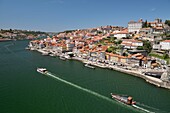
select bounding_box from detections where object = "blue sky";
[0,0,170,32]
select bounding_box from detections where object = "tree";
[106,48,112,53]
[110,37,116,42]
[106,46,117,53]
[113,40,122,45]
[163,54,169,59]
[142,40,152,53]
[148,23,151,27]
[137,46,144,50]
[142,20,148,28]
[165,20,170,26]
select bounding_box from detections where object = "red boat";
[111,93,136,105]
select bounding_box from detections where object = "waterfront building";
[66,42,75,51]
[89,51,98,58]
[109,53,119,62]
[106,53,128,64]
[127,53,146,67]
[99,52,106,60]
[128,19,143,33]
[29,40,40,49]
[118,55,128,64]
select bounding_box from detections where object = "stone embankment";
[31,48,170,90]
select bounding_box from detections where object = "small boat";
[49,53,55,57]
[42,52,49,56]
[37,68,48,74]
[60,56,66,60]
[30,47,36,50]
[85,63,95,69]
[111,93,136,105]
[144,72,162,79]
[65,55,71,59]
[25,47,30,50]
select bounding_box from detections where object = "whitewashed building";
[121,39,143,49]
[128,19,143,33]
[160,40,170,50]
[113,30,129,39]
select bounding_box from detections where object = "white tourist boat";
[37,68,48,74]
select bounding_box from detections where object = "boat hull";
[111,93,136,105]
[37,68,48,74]
[85,64,95,69]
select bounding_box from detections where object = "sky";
[0,0,170,32]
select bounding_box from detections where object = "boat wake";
[132,105,154,113]
[133,102,168,113]
[40,71,167,113]
[45,72,113,103]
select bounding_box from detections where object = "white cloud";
[151,8,156,12]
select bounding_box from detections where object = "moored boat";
[85,63,95,69]
[42,52,49,56]
[25,47,30,50]
[60,56,66,60]
[65,55,71,59]
[111,93,136,105]
[37,68,48,74]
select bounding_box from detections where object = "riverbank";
[0,38,12,42]
[30,48,170,89]
[72,56,170,89]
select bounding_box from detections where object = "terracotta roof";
[118,56,127,59]
[131,53,142,57]
[147,22,156,24]
[136,56,144,60]
[162,40,170,42]
[142,57,147,61]
[122,39,142,43]
[151,63,159,66]
[121,43,132,46]
[101,46,108,51]
[127,54,132,58]
[155,27,163,30]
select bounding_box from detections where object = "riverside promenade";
[31,48,170,90]
[72,56,170,89]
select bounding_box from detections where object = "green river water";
[0,40,170,113]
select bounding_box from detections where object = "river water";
[0,40,170,113]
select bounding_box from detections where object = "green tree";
[142,20,148,28]
[115,40,122,45]
[110,37,116,42]
[148,23,151,27]
[163,54,169,59]
[165,20,170,26]
[106,46,117,53]
[137,46,144,50]
[142,40,152,53]
[106,48,112,53]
